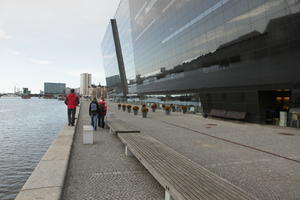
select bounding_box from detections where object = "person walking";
[98,97,107,128]
[89,97,99,130]
[65,89,79,126]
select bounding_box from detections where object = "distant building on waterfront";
[88,85,108,99]
[80,73,92,96]
[101,0,300,124]
[65,87,71,94]
[44,82,66,95]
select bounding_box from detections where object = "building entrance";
[259,90,291,124]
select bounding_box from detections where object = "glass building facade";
[101,0,300,123]
[101,0,136,95]
[101,24,120,88]
[129,0,299,77]
[115,0,136,83]
[44,83,66,94]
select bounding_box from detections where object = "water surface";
[0,97,67,200]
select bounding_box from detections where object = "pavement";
[62,101,300,200]
[107,102,300,200]
[61,102,164,200]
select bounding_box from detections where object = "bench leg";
[109,128,112,134]
[125,146,133,157]
[165,190,173,200]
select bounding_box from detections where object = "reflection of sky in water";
[0,97,67,200]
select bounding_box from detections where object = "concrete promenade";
[15,107,80,200]
[62,102,164,200]
[62,101,300,200]
[107,102,300,200]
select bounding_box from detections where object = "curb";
[15,106,81,200]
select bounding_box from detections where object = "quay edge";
[14,106,80,200]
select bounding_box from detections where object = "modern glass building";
[101,0,300,123]
[44,83,66,95]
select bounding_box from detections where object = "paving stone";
[62,102,164,200]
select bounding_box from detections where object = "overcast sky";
[0,0,120,93]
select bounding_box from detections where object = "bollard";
[83,125,93,144]
[279,111,287,127]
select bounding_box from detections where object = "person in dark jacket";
[65,89,79,126]
[98,97,107,128]
[89,97,99,130]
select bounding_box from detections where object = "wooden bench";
[106,119,140,134]
[119,133,257,200]
[209,109,247,120]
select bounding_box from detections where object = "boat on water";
[21,88,31,99]
[43,94,56,99]
[21,95,31,99]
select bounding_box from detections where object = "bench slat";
[119,133,257,200]
[128,137,215,199]
[125,135,254,199]
[106,119,140,133]
[132,140,239,200]
[127,137,247,200]
[122,136,223,200]
[136,145,219,200]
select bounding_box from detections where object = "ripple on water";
[0,97,67,200]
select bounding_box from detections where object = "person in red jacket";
[65,89,79,126]
[98,97,107,128]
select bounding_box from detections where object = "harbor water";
[0,97,67,200]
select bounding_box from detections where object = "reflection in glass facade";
[101,0,136,95]
[130,0,300,77]
[115,0,136,83]
[101,0,300,124]
[101,24,120,88]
